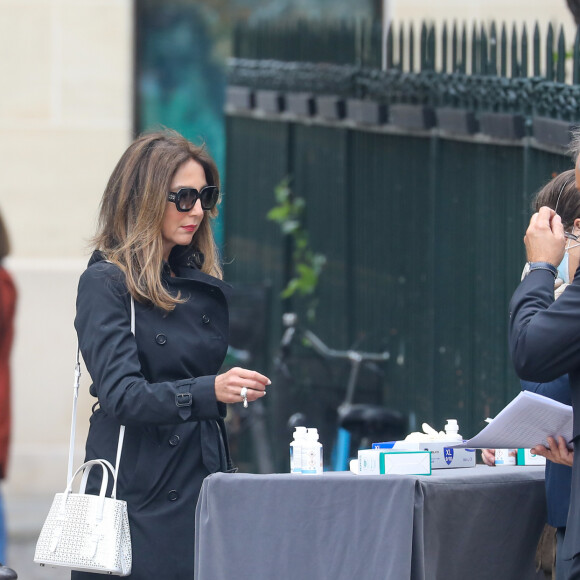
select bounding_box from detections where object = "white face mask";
[557,225,580,284]
[557,252,570,284]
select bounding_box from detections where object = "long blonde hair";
[93,129,222,311]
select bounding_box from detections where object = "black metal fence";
[223,19,580,447]
[234,19,579,82]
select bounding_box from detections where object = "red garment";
[0,267,16,480]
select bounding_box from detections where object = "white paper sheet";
[452,390,573,449]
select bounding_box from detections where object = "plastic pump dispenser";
[443,419,463,442]
[290,426,307,474]
[302,428,323,475]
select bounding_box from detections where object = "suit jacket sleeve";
[74,263,225,426]
[509,268,580,383]
[520,376,572,405]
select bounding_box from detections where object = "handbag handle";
[61,459,117,523]
[67,296,135,490]
[66,459,110,496]
[77,458,117,496]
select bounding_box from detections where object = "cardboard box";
[372,440,476,469]
[357,449,431,475]
[494,448,517,465]
[517,448,546,466]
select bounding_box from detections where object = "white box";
[357,449,431,475]
[517,448,546,466]
[372,440,476,469]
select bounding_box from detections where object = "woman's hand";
[215,367,270,405]
[531,436,574,467]
[481,448,495,466]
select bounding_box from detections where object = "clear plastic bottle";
[290,426,307,474]
[302,428,323,475]
[443,419,463,442]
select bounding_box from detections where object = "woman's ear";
[574,218,580,231]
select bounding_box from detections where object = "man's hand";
[524,206,566,266]
[531,436,574,467]
[481,448,495,466]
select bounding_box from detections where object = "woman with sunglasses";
[72,130,270,580]
[486,169,578,580]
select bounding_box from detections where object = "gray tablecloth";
[194,465,546,580]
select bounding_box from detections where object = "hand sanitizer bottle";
[443,419,463,442]
[302,428,323,474]
[290,426,307,474]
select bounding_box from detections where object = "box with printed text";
[357,449,431,475]
[372,440,476,469]
[517,448,546,466]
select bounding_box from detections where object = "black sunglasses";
[167,186,219,212]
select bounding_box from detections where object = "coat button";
[201,314,210,324]
[169,435,180,447]
[155,333,167,345]
[168,490,179,501]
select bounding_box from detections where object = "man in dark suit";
[487,170,578,579]
[509,153,580,578]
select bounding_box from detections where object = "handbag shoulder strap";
[67,352,82,485]
[67,296,135,492]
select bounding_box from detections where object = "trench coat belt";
[200,420,223,473]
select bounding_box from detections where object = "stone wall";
[0,0,133,540]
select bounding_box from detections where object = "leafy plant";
[267,178,326,321]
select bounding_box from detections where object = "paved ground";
[4,495,69,579]
[8,538,69,580]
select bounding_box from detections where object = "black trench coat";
[71,251,232,580]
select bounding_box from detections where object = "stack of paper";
[453,391,572,449]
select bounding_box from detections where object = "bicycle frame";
[279,313,390,471]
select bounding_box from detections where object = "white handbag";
[34,298,135,575]
[34,459,132,575]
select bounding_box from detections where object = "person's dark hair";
[534,169,580,231]
[93,129,222,311]
[569,127,580,162]
[0,209,11,260]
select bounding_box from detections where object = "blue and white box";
[372,440,476,469]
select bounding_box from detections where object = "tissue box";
[357,449,431,475]
[517,448,546,466]
[373,441,476,469]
